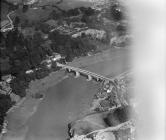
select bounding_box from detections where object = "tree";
[35,68,50,79]
[81,14,89,23]
[67,8,80,16]
[13,16,20,27]
[10,78,27,97]
[110,4,124,21]
[84,7,95,16]
[0,94,13,133]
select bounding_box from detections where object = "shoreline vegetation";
[0,0,132,139]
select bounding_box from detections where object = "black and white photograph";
[0,0,165,140]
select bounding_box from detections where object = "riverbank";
[2,70,68,140]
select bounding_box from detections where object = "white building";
[40,53,63,68]
[26,69,34,74]
[72,29,106,40]
[51,53,62,61]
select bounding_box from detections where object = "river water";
[24,77,99,140]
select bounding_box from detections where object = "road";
[1,11,14,32]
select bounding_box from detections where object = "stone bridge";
[56,62,115,85]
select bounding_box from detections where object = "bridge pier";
[67,68,71,72]
[74,71,80,78]
[86,75,92,81]
[96,77,101,82]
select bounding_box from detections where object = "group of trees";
[10,66,51,97]
[110,3,125,21]
[49,6,96,26]
[0,94,14,133]
[0,28,51,100]
[102,2,125,21]
[49,31,96,62]
[66,7,95,17]
[2,29,49,76]
[50,6,95,19]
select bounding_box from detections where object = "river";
[24,48,130,140]
[3,47,130,140]
[24,76,99,140]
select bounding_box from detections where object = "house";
[40,53,63,68]
[51,53,62,62]
[25,69,34,74]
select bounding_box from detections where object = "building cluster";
[47,19,88,36]
[25,53,64,74]
[91,80,121,112]
[40,52,64,68]
[97,81,118,101]
[72,29,106,41]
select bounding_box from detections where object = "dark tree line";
[0,94,14,133]
[2,29,48,76]
[65,7,95,17]
[49,6,95,22]
[49,30,96,62]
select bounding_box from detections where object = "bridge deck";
[57,63,115,83]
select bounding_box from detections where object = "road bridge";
[56,62,115,85]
